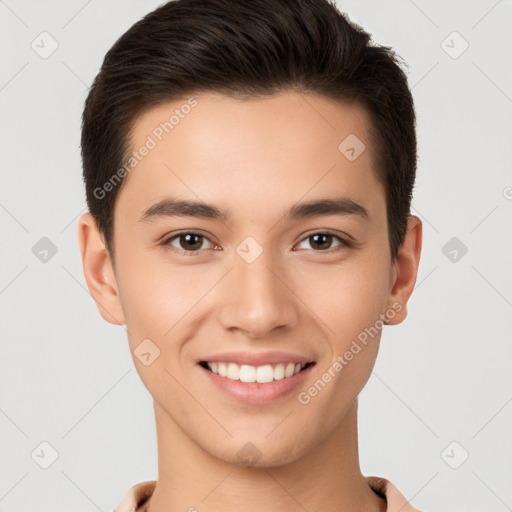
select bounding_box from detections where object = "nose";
[217,247,300,338]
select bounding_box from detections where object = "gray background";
[1,1,511,511]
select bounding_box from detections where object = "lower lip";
[198,363,315,405]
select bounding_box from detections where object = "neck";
[145,398,386,512]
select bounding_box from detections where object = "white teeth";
[284,362,295,377]
[239,364,256,382]
[256,364,274,383]
[227,362,239,380]
[273,363,285,380]
[218,362,227,377]
[206,361,309,383]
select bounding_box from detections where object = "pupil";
[182,234,202,250]
[311,234,331,250]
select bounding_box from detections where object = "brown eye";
[296,232,347,252]
[164,232,215,254]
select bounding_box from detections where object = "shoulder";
[365,475,423,512]
[112,480,157,512]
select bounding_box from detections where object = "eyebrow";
[139,196,369,223]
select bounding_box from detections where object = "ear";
[384,215,422,325]
[77,212,126,325]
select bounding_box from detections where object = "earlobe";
[385,215,423,325]
[77,212,126,326]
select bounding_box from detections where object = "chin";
[206,436,307,469]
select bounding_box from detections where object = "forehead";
[129,90,374,161]
[116,91,383,223]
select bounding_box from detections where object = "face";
[79,91,421,467]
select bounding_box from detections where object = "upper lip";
[199,351,315,366]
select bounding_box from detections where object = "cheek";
[115,250,218,354]
[114,256,202,399]
[293,254,391,344]
[293,262,389,423]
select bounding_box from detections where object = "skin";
[78,91,422,512]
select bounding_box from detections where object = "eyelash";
[161,230,351,257]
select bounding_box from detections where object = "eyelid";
[299,228,351,242]
[294,229,352,251]
[162,230,218,256]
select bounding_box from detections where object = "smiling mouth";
[199,360,316,383]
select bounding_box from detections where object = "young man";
[77,0,423,510]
